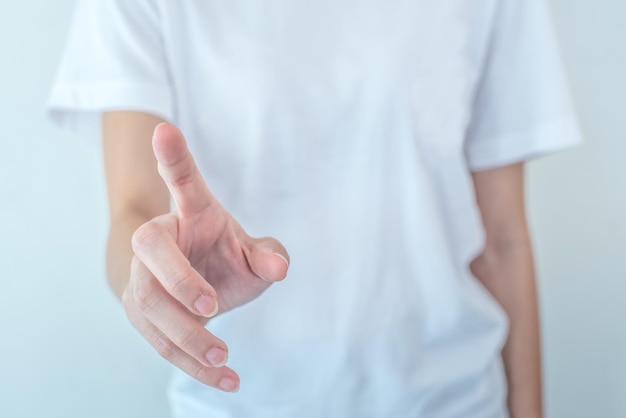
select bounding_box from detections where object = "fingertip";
[250,250,289,282]
[272,252,290,269]
[152,123,187,163]
[154,121,171,132]
[270,252,290,280]
[194,293,219,318]
[152,122,174,144]
[243,237,290,282]
[197,366,240,392]
[218,374,240,393]
[205,346,229,368]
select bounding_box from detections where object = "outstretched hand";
[122,123,289,392]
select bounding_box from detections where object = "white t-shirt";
[49,0,582,417]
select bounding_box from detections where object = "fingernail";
[218,377,239,392]
[194,294,218,317]
[205,347,228,368]
[272,253,289,268]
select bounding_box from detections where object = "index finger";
[152,123,216,216]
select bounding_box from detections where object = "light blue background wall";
[0,1,624,417]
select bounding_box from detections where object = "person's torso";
[160,1,509,416]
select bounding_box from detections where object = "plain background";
[0,1,624,417]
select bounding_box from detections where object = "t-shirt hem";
[465,115,583,171]
[47,81,174,142]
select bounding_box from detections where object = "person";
[48,0,582,417]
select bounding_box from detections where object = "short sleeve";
[47,0,173,142]
[464,0,583,171]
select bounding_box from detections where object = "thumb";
[244,237,290,283]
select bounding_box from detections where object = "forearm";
[102,111,169,300]
[106,211,154,300]
[471,238,543,418]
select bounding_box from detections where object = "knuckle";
[134,279,162,314]
[174,325,203,348]
[153,335,176,360]
[122,281,141,318]
[166,266,194,294]
[131,222,162,253]
[129,255,141,272]
[121,287,133,310]
[189,363,215,385]
[165,155,196,188]
[190,365,204,380]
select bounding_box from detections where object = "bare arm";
[470,163,542,418]
[103,111,169,298]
